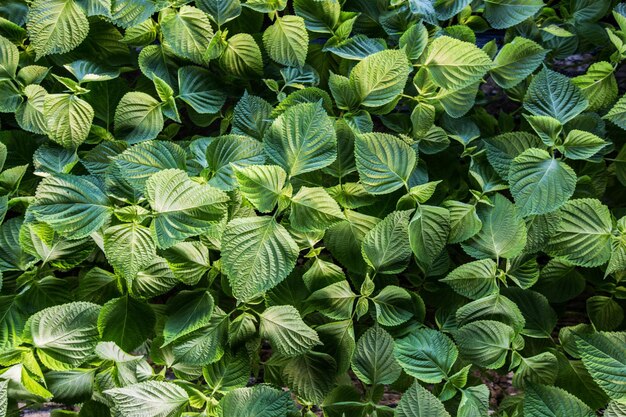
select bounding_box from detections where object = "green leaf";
[395,382,451,417]
[484,0,544,29]
[260,305,320,357]
[27,0,89,59]
[372,285,414,326]
[222,216,299,302]
[512,352,558,388]
[234,165,287,213]
[220,33,263,77]
[523,383,594,417]
[16,84,48,134]
[394,327,458,383]
[43,94,94,149]
[576,332,626,400]
[264,101,337,177]
[0,296,27,350]
[263,15,308,67]
[197,0,241,26]
[572,61,618,112]
[306,280,356,320]
[0,80,23,113]
[30,302,100,370]
[547,199,613,267]
[561,130,606,160]
[456,293,526,332]
[219,385,294,417]
[20,221,93,270]
[164,290,215,346]
[30,174,112,239]
[508,148,577,217]
[524,68,589,124]
[409,205,451,272]
[98,295,155,352]
[114,92,164,144]
[111,0,157,28]
[484,132,545,180]
[441,259,499,300]
[205,134,265,190]
[104,223,156,281]
[170,307,228,366]
[352,326,401,386]
[203,350,249,393]
[105,381,189,417]
[462,194,527,260]
[586,296,624,331]
[355,132,416,195]
[283,351,336,403]
[294,0,340,34]
[177,66,226,114]
[361,210,412,274]
[604,93,626,130]
[146,169,229,249]
[349,49,410,107]
[444,200,482,244]
[161,6,214,65]
[424,36,492,89]
[454,320,514,369]
[0,35,18,80]
[491,37,547,88]
[289,186,345,232]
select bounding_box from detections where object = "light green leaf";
[456,293,526,332]
[27,0,89,59]
[30,302,100,370]
[355,132,416,195]
[30,174,112,239]
[361,210,411,274]
[197,0,241,26]
[290,186,345,232]
[394,327,458,383]
[441,259,499,300]
[260,305,320,357]
[547,199,613,267]
[561,130,606,160]
[524,68,589,123]
[219,385,293,417]
[222,216,299,302]
[205,134,265,190]
[43,94,94,149]
[349,49,410,107]
[234,165,287,213]
[352,326,401,386]
[484,0,544,29]
[604,93,626,130]
[396,382,451,417]
[454,320,514,369]
[409,205,450,272]
[424,36,492,89]
[572,61,618,112]
[508,148,577,217]
[220,33,263,77]
[444,200,482,243]
[104,223,156,281]
[98,295,155,352]
[491,37,547,88]
[263,15,308,67]
[105,381,189,417]
[523,383,594,417]
[16,84,48,134]
[203,350,249,394]
[161,6,213,65]
[512,352,558,388]
[293,0,340,34]
[264,101,337,177]
[462,194,527,260]
[177,66,226,114]
[114,92,164,144]
[0,35,18,80]
[146,169,229,249]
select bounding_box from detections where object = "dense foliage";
[1,0,626,416]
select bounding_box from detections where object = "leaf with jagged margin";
[409,205,450,272]
[197,0,241,26]
[396,381,451,417]
[219,33,263,78]
[163,290,214,346]
[283,351,337,404]
[361,210,411,274]
[177,66,227,114]
[509,148,576,217]
[16,84,47,135]
[547,199,613,267]
[454,320,514,369]
[30,174,112,239]
[0,35,18,80]
[264,101,337,177]
[222,216,299,302]
[146,169,229,249]
[349,49,410,107]
[218,385,294,417]
[456,293,526,332]
[524,67,589,124]
[260,305,320,357]
[394,327,458,383]
[442,259,499,300]
[572,61,618,112]
[206,134,265,191]
[561,130,607,160]
[484,0,544,29]
[576,332,626,401]
[484,132,545,180]
[161,6,213,65]
[203,350,249,394]
[523,383,595,417]
[98,295,155,352]
[290,186,345,232]
[43,94,94,149]
[232,91,273,140]
[355,132,416,195]
[293,0,340,34]
[372,285,414,326]
[444,200,482,244]
[352,325,401,386]
[234,165,287,213]
[263,15,308,67]
[104,223,155,281]
[29,302,100,371]
[604,93,626,130]
[105,381,189,417]
[491,36,547,88]
[114,92,164,144]
[27,0,89,59]
[424,36,492,89]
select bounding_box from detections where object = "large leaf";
[177,66,226,114]
[161,6,213,65]
[524,68,589,123]
[105,381,189,417]
[454,320,514,369]
[260,305,320,357]
[30,175,112,239]
[576,332,626,400]
[163,290,214,346]
[219,385,294,417]
[424,36,492,89]
[289,186,345,232]
[205,134,265,190]
[409,205,450,272]
[264,101,337,177]
[395,382,451,417]
[523,383,595,417]
[508,148,577,217]
[114,92,164,144]
[27,0,89,58]
[29,302,100,370]
[197,0,241,26]
[484,0,544,29]
[98,295,155,352]
[222,216,299,302]
[394,328,458,383]
[491,37,547,88]
[234,165,287,213]
[146,169,229,248]
[352,326,401,386]
[44,94,94,149]
[441,259,499,300]
[349,49,410,107]
[104,223,156,281]
[354,132,416,195]
[0,35,18,80]
[263,15,308,67]
[361,210,412,274]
